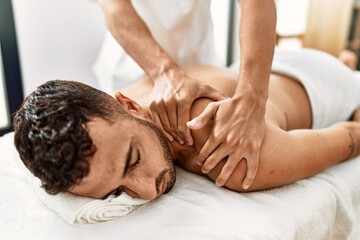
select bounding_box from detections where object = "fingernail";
[179,140,184,145]
[187,141,193,146]
[215,182,223,187]
[187,119,197,127]
[196,161,202,165]
[242,183,250,190]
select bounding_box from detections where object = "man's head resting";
[14,80,176,200]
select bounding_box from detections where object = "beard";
[135,118,176,194]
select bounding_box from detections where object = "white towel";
[13,149,148,225]
[2,132,360,239]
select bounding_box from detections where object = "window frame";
[0,0,24,136]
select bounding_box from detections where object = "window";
[0,0,24,136]
[0,43,10,129]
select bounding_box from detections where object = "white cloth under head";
[13,150,148,225]
[93,0,221,93]
[271,48,360,129]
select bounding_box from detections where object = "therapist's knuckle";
[149,101,158,111]
[206,157,217,166]
[225,134,235,143]
[249,163,259,174]
[203,159,216,171]
[239,137,248,146]
[178,125,186,133]
[212,131,223,140]
[223,164,235,174]
[198,153,208,163]
[176,92,186,101]
[249,140,260,149]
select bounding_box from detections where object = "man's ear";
[115,92,142,113]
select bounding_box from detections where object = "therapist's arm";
[188,0,276,189]
[98,0,175,81]
[98,0,225,144]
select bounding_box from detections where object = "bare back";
[121,65,312,131]
[120,64,359,193]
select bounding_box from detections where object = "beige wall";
[304,0,353,56]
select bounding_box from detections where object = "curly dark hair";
[13,80,128,194]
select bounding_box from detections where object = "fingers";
[201,143,246,187]
[215,154,243,187]
[165,99,186,145]
[148,75,223,145]
[177,104,193,146]
[200,144,228,174]
[187,103,218,130]
[206,152,259,189]
[196,133,220,166]
[199,138,260,189]
[242,154,260,190]
[150,109,174,142]
[150,99,185,144]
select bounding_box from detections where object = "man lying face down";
[14,80,176,200]
[14,49,360,200]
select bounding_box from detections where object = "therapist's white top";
[93,0,221,93]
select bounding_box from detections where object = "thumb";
[203,86,227,101]
[187,103,218,130]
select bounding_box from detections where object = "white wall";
[12,0,106,96]
[211,1,231,66]
[12,0,235,95]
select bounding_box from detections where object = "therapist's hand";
[187,94,266,189]
[149,69,226,145]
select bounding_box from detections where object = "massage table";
[0,131,359,240]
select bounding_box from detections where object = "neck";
[141,107,186,163]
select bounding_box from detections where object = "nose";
[123,177,158,200]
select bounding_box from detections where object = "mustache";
[155,169,168,194]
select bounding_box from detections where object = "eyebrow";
[122,139,133,178]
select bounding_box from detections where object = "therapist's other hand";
[187,95,266,189]
[149,69,226,145]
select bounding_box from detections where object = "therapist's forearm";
[98,0,179,82]
[236,0,276,102]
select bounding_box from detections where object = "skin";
[338,49,358,70]
[97,0,277,189]
[69,116,176,200]
[69,65,360,200]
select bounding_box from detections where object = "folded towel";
[13,150,148,225]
